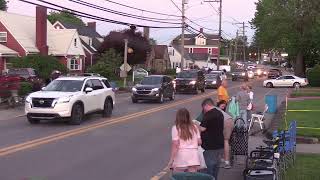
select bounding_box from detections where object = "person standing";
[236,85,250,127]
[247,85,254,121]
[217,80,229,103]
[199,98,224,179]
[168,108,202,172]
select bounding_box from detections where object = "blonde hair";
[175,108,198,141]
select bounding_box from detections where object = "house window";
[195,36,206,46]
[208,48,212,54]
[189,48,193,54]
[0,32,7,43]
[74,39,77,47]
[69,57,81,70]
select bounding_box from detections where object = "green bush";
[307,65,320,87]
[10,55,68,80]
[19,82,33,96]
[165,69,176,76]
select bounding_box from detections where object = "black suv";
[175,70,205,94]
[205,73,222,89]
[231,69,249,81]
[131,75,175,103]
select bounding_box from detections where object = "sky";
[7,0,258,44]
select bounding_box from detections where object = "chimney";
[200,28,203,33]
[36,6,48,55]
[87,22,96,31]
[143,27,150,40]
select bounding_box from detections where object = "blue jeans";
[203,149,223,180]
[239,109,248,127]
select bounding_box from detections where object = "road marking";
[0,84,246,157]
[297,127,320,130]
[288,110,320,112]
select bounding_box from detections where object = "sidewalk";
[0,105,25,121]
[296,144,320,154]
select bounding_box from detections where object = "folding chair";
[248,105,268,132]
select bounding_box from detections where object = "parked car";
[210,70,227,80]
[175,70,205,94]
[267,69,282,79]
[205,73,222,89]
[263,75,308,88]
[8,68,40,82]
[25,76,115,125]
[131,75,175,103]
[231,69,249,81]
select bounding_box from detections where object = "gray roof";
[172,33,220,46]
[189,53,210,61]
[60,21,102,38]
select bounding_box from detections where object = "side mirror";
[85,87,93,93]
[41,87,46,91]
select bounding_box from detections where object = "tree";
[10,55,68,80]
[0,0,7,11]
[87,49,123,80]
[99,26,151,65]
[251,0,320,77]
[47,10,85,25]
[149,38,157,45]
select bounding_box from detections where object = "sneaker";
[223,162,232,169]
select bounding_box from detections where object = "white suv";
[25,76,115,125]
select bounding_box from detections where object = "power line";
[103,0,181,17]
[69,0,181,24]
[18,0,182,28]
[169,0,218,32]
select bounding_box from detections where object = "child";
[168,108,202,172]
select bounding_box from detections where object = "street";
[0,78,289,180]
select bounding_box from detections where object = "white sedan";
[263,75,308,88]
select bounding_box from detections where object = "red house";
[0,6,86,74]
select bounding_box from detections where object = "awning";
[0,44,18,57]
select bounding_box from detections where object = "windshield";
[140,77,162,85]
[44,80,84,92]
[177,71,197,78]
[205,74,217,79]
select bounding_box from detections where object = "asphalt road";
[0,78,289,180]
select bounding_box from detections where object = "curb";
[297,136,319,144]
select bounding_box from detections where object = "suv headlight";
[241,73,246,76]
[189,80,196,85]
[132,87,137,92]
[212,81,217,84]
[25,96,32,103]
[57,96,72,104]
[152,88,159,92]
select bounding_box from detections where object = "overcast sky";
[8,0,258,44]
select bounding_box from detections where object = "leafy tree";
[10,55,68,80]
[87,49,123,80]
[251,0,320,77]
[99,26,151,65]
[149,38,157,45]
[0,0,7,11]
[48,10,85,25]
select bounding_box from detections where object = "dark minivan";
[175,70,205,94]
[131,75,175,103]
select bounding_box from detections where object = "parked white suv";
[25,76,115,125]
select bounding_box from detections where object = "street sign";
[120,63,132,72]
[120,70,127,78]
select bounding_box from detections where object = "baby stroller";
[230,117,249,166]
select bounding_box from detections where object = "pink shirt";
[172,125,200,149]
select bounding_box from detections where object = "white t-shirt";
[249,91,254,100]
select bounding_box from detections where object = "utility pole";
[234,30,238,61]
[123,39,128,87]
[204,0,222,70]
[181,0,186,69]
[242,22,246,62]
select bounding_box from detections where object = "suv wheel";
[232,77,236,81]
[194,87,199,95]
[27,116,40,124]
[169,92,175,101]
[158,93,164,103]
[266,82,273,88]
[132,97,138,103]
[201,87,205,93]
[69,103,84,125]
[102,99,112,118]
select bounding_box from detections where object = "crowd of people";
[168,80,254,180]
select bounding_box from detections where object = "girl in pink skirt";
[168,108,202,172]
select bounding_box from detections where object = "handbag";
[198,146,207,169]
